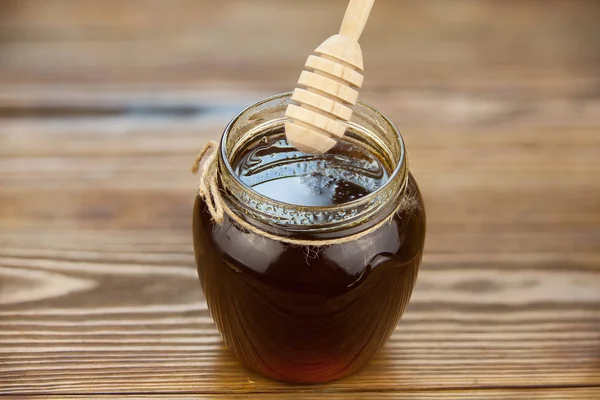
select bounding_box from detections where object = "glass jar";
[192,92,426,383]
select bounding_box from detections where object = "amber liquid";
[234,135,389,206]
[193,134,426,383]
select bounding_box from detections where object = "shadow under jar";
[193,93,426,383]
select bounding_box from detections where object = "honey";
[192,93,426,383]
[234,130,389,207]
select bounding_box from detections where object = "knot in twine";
[191,141,415,247]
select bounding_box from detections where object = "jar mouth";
[218,92,408,232]
[221,92,406,207]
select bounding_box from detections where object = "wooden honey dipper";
[285,0,375,154]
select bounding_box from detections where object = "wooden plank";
[0,1,599,394]
[0,85,598,253]
[12,388,598,399]
[0,0,598,87]
[0,225,599,394]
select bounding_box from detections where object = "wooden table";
[1,1,599,398]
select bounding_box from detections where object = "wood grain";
[1,242,599,394]
[1,87,598,253]
[0,0,598,87]
[7,391,600,400]
[18,388,600,399]
[0,83,599,394]
[0,0,599,397]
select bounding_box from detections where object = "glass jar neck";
[216,93,408,238]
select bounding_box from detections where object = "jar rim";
[219,92,407,215]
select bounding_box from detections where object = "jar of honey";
[192,92,426,383]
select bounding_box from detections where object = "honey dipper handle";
[339,0,375,42]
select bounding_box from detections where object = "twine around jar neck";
[191,141,224,223]
[191,141,414,247]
